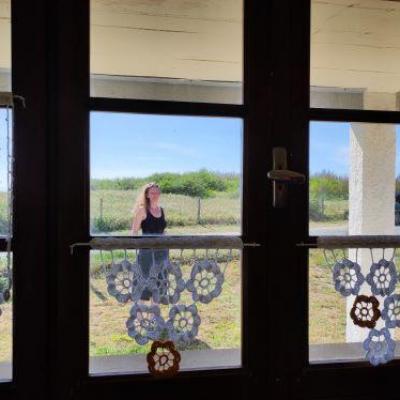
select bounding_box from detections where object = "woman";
[131,182,168,302]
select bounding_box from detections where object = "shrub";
[310,171,348,201]
[91,170,239,199]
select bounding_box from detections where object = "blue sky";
[310,122,400,176]
[90,112,243,179]
[90,114,400,180]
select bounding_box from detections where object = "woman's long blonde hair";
[133,182,160,215]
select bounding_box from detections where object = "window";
[90,112,243,236]
[89,112,243,374]
[0,0,11,382]
[87,0,245,378]
[308,0,400,369]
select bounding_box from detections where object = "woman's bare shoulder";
[136,206,147,218]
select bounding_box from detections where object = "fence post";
[100,197,104,220]
[197,197,201,224]
[320,195,325,217]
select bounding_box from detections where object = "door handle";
[267,147,306,208]
[267,169,306,184]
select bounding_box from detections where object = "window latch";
[267,147,306,208]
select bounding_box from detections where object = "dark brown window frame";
[0,0,48,399]
[49,1,269,399]
[4,0,400,399]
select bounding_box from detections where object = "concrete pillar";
[347,92,397,342]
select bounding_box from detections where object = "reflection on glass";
[0,0,11,91]
[90,0,243,103]
[89,248,242,375]
[309,121,400,237]
[90,112,243,236]
[0,110,10,237]
[311,0,400,111]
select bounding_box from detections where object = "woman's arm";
[131,207,146,235]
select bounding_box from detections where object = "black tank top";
[141,207,167,234]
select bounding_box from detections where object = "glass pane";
[0,0,11,91]
[89,248,242,375]
[90,0,243,103]
[0,253,12,381]
[0,109,11,237]
[0,110,12,382]
[90,112,243,236]
[309,249,346,363]
[309,248,400,364]
[311,0,400,111]
[309,121,400,237]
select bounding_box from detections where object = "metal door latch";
[267,147,306,208]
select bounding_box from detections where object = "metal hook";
[110,250,114,264]
[369,248,374,264]
[330,249,338,263]
[390,248,396,262]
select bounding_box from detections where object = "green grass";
[311,198,348,221]
[324,199,348,219]
[0,192,10,235]
[89,258,241,356]
[90,190,241,232]
[309,250,345,344]
[0,302,12,361]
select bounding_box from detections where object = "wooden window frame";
[0,0,48,399]
[49,1,271,399]
[5,0,400,399]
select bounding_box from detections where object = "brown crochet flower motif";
[350,295,381,328]
[147,340,181,378]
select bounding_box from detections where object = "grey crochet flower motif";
[366,259,398,297]
[126,303,165,345]
[166,304,201,344]
[151,261,186,305]
[106,260,146,303]
[382,294,400,329]
[363,328,395,366]
[186,259,224,304]
[332,258,364,297]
